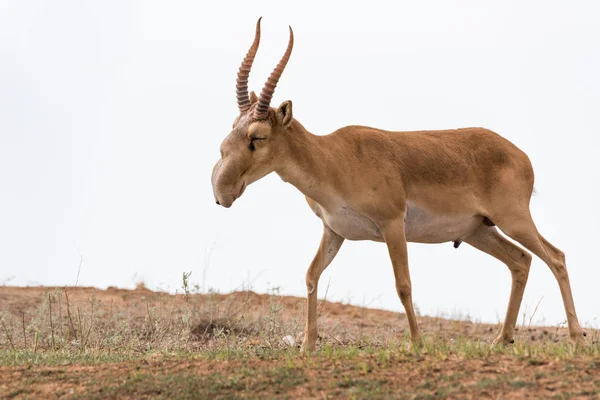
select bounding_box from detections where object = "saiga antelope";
[211,19,586,351]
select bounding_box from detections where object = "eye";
[248,137,265,152]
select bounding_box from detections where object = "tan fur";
[212,47,586,354]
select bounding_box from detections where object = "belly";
[311,201,482,244]
[320,206,384,241]
[405,202,483,243]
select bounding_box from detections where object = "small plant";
[182,271,193,300]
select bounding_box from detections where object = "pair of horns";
[236,18,294,120]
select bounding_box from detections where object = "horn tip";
[255,17,262,32]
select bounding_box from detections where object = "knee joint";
[305,277,317,295]
[510,251,531,285]
[518,251,532,274]
[556,250,566,265]
[521,251,532,268]
[551,259,568,278]
[511,248,532,269]
[396,283,412,301]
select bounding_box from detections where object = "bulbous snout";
[211,158,246,208]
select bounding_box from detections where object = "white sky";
[1,0,598,327]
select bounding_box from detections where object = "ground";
[0,285,598,399]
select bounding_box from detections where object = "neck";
[275,120,337,205]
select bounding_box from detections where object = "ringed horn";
[236,18,262,113]
[254,25,294,120]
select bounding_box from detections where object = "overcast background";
[1,1,598,327]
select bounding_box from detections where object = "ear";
[276,100,293,128]
[249,91,258,104]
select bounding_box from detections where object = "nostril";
[216,200,220,205]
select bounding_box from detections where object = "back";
[328,126,534,194]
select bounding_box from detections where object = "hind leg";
[465,225,532,345]
[493,210,585,343]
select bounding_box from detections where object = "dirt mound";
[0,285,574,346]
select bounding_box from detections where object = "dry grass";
[0,285,305,357]
[0,284,599,399]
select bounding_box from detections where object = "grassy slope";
[0,286,599,399]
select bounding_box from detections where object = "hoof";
[411,341,423,350]
[300,345,311,353]
[300,341,316,353]
[569,332,589,348]
[491,335,515,346]
[411,335,424,348]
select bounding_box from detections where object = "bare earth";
[0,286,598,399]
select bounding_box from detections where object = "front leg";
[301,224,344,352]
[382,218,422,345]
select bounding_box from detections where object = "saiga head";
[212,18,295,208]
